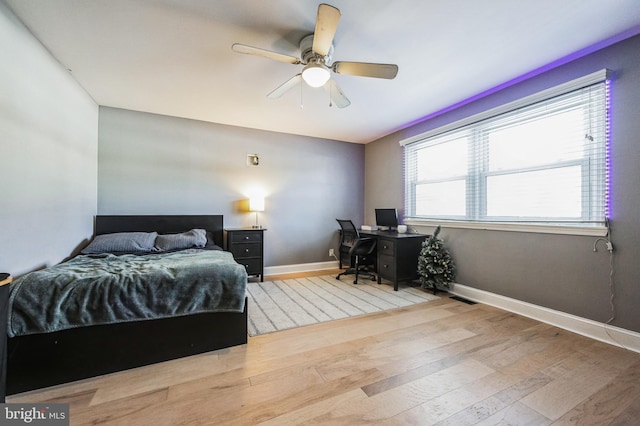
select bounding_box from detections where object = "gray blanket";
[8,249,247,337]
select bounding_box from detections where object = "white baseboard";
[450,283,640,353]
[258,265,640,353]
[264,261,339,276]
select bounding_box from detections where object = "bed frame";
[6,215,248,396]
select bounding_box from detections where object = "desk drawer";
[230,243,262,258]
[378,254,396,279]
[377,238,395,256]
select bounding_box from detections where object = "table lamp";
[249,196,265,229]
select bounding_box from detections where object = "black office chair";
[335,219,377,284]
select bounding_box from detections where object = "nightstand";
[0,273,12,402]
[224,228,265,282]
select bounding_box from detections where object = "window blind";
[403,71,610,227]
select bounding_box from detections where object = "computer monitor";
[375,208,398,230]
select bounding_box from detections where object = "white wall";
[0,2,98,276]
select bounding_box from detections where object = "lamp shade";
[249,196,265,212]
[302,62,331,88]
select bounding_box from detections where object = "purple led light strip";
[400,25,639,140]
[605,79,612,220]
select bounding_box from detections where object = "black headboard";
[95,215,224,247]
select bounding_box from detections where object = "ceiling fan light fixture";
[302,61,330,88]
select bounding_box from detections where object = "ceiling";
[5,0,640,144]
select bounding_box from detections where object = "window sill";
[404,219,608,237]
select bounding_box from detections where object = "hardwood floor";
[7,274,640,425]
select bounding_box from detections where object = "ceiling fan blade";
[333,62,399,79]
[312,4,341,57]
[323,79,351,108]
[267,74,303,99]
[232,43,301,64]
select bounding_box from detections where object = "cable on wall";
[593,218,624,349]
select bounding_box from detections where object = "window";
[402,70,610,232]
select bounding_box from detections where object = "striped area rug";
[246,275,440,336]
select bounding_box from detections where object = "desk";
[359,230,428,291]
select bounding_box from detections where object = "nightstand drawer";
[230,231,263,243]
[378,239,395,255]
[237,258,262,275]
[230,243,262,258]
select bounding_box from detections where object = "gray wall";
[365,33,640,333]
[98,107,364,267]
[0,2,98,276]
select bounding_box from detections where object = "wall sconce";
[249,196,265,229]
[247,154,260,166]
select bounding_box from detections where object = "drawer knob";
[244,236,250,240]
[383,264,389,269]
[245,248,250,253]
[383,245,388,249]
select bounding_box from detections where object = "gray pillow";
[155,229,207,251]
[81,232,158,254]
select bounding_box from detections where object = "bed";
[5,215,248,396]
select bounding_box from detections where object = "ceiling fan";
[231,3,398,108]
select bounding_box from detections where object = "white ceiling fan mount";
[232,3,398,108]
[299,34,333,65]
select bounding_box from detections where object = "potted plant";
[417,225,455,291]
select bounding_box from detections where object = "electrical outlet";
[329,249,335,257]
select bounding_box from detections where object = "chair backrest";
[336,219,359,247]
[351,236,376,257]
